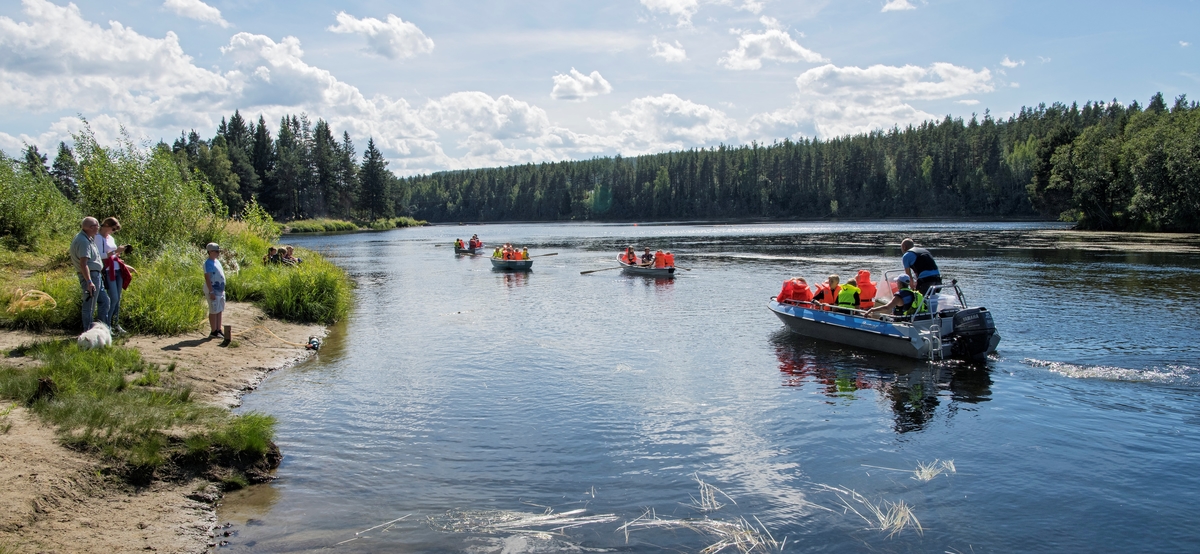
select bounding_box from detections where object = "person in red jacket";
[855,269,878,309]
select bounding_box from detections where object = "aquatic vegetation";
[428,507,618,538]
[817,484,922,538]
[689,473,737,512]
[618,509,784,554]
[913,459,956,482]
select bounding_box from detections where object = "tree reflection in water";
[771,331,993,433]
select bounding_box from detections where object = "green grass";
[0,341,277,478]
[226,249,352,324]
[286,219,360,233]
[366,216,427,230]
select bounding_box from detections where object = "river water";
[216,222,1200,553]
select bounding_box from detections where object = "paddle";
[580,266,622,275]
[674,266,693,271]
[532,252,558,258]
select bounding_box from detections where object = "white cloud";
[163,0,229,28]
[749,62,993,138]
[1182,41,1191,47]
[594,94,737,152]
[956,99,980,105]
[719,0,765,13]
[640,0,699,26]
[881,0,915,12]
[327,12,434,60]
[420,92,550,140]
[1038,55,1051,63]
[651,38,687,62]
[1000,56,1024,68]
[720,17,826,70]
[550,68,613,101]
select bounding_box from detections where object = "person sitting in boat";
[777,277,813,305]
[855,269,878,309]
[663,252,675,267]
[492,247,502,259]
[640,248,654,265]
[867,275,925,319]
[653,250,667,268]
[469,235,481,249]
[521,247,530,260]
[835,277,861,312]
[812,275,840,311]
[621,246,637,264]
[455,238,465,249]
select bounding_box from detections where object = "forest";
[13,92,1199,232]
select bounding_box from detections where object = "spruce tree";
[50,142,80,202]
[358,138,391,221]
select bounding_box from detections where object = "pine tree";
[358,138,391,221]
[22,145,49,178]
[50,142,80,202]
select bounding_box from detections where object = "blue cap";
[897,275,910,284]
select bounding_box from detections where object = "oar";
[674,266,693,271]
[580,266,622,275]
[532,253,558,258]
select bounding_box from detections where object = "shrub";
[226,249,352,324]
[0,153,79,248]
[120,248,207,335]
[286,219,360,233]
[0,271,82,332]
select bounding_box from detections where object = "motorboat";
[768,272,999,361]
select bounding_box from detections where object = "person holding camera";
[98,217,135,334]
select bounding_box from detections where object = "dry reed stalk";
[816,484,923,538]
[689,473,737,512]
[913,459,956,482]
[617,509,783,553]
[428,507,619,537]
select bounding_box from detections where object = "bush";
[120,248,207,335]
[0,153,80,248]
[0,271,81,331]
[286,219,359,233]
[226,249,352,324]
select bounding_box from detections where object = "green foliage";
[242,197,282,242]
[0,341,276,475]
[226,249,352,324]
[120,248,208,335]
[286,219,360,233]
[0,271,81,331]
[74,124,222,254]
[365,216,426,230]
[0,152,80,248]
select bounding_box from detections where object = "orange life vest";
[779,279,813,304]
[856,270,877,309]
[664,253,675,266]
[812,284,837,310]
[654,251,666,268]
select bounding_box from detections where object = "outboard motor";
[950,307,996,360]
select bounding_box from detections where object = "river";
[215,222,1200,553]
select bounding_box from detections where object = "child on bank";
[204,243,226,340]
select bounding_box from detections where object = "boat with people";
[768,270,999,361]
[454,235,483,255]
[490,243,533,270]
[617,256,675,277]
[491,258,533,271]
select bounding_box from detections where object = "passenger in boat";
[492,247,502,259]
[470,235,481,249]
[654,250,666,268]
[900,238,942,294]
[777,277,814,305]
[455,239,464,250]
[836,278,861,311]
[664,252,675,267]
[856,270,878,309]
[812,275,839,311]
[640,248,654,265]
[867,275,925,318]
[522,247,530,260]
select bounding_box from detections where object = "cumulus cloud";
[163,0,229,27]
[720,17,826,70]
[1182,41,1191,47]
[327,12,434,60]
[881,0,915,12]
[640,0,699,26]
[956,99,980,105]
[651,37,687,62]
[1000,56,1024,68]
[719,0,765,13]
[749,62,993,138]
[593,94,737,152]
[550,69,613,101]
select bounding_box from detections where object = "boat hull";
[769,300,951,359]
[454,247,476,255]
[490,258,533,271]
[618,257,675,277]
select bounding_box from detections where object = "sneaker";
[113,325,127,335]
[209,330,224,339]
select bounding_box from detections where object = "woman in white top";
[98,217,132,334]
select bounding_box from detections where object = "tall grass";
[0,341,277,476]
[226,249,352,324]
[286,219,359,233]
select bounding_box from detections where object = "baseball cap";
[205,243,221,251]
[897,275,910,284]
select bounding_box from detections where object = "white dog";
[77,321,112,350]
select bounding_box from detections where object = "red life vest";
[856,270,877,309]
[664,253,675,266]
[813,284,836,310]
[654,251,666,268]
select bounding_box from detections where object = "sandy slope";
[0,302,325,553]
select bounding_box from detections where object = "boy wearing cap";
[866,275,924,318]
[204,243,226,339]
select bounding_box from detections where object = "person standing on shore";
[204,243,226,340]
[98,217,134,334]
[900,238,942,294]
[69,217,110,330]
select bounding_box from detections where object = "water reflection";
[497,270,529,287]
[772,331,992,433]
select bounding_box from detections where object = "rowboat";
[490,258,533,271]
[768,279,999,361]
[618,257,675,278]
[454,246,477,255]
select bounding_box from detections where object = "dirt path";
[0,302,325,553]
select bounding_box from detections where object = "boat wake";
[1023,358,1200,385]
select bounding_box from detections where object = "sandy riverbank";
[0,302,325,553]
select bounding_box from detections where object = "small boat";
[490,258,533,271]
[618,257,675,278]
[454,246,477,255]
[768,277,999,361]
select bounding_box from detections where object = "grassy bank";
[0,341,276,484]
[284,216,426,233]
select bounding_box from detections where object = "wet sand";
[0,302,325,553]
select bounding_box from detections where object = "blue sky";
[1,0,1196,175]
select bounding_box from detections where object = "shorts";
[208,293,225,314]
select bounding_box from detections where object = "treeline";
[19,111,400,223]
[401,93,1199,232]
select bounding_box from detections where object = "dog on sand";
[77,321,112,350]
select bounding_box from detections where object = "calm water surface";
[217,222,1200,553]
